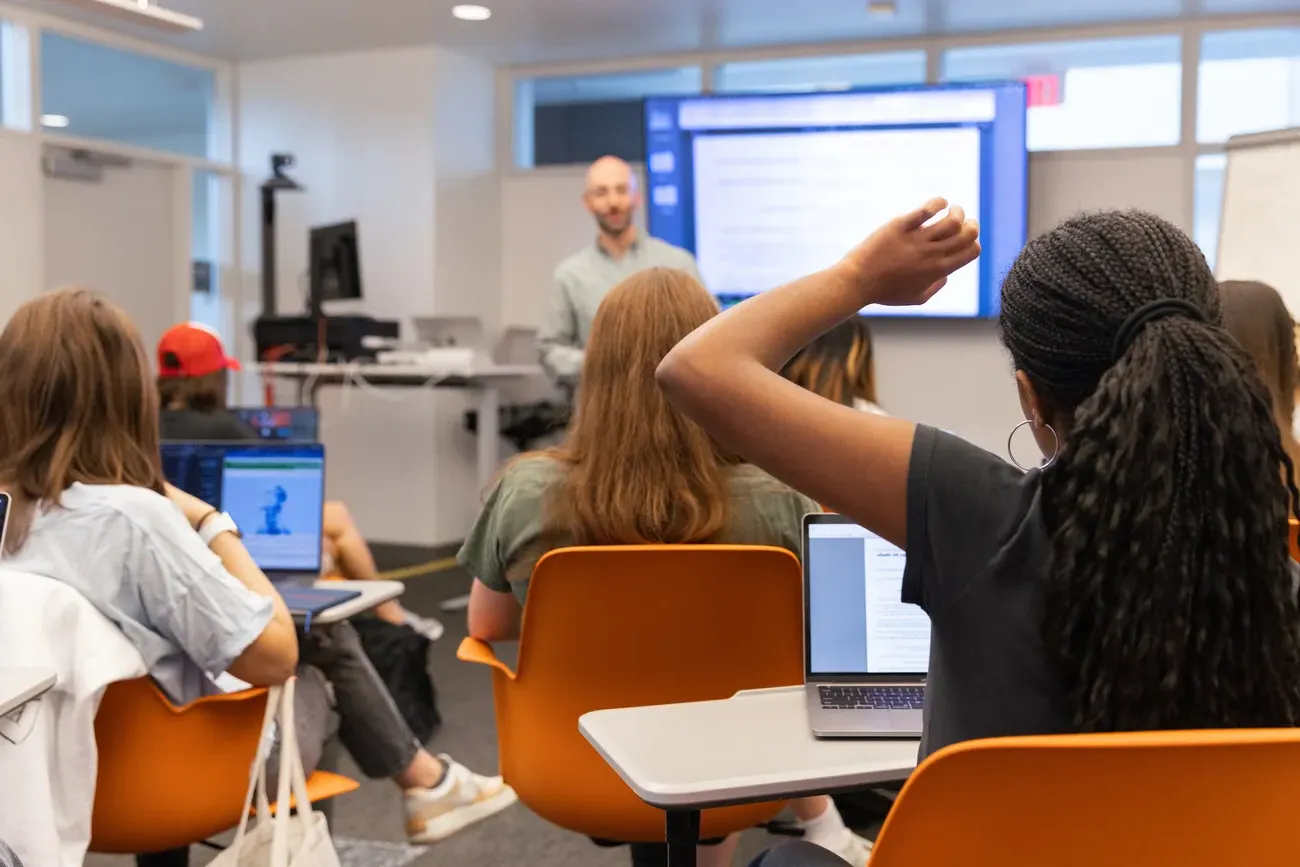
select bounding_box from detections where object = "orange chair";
[90,677,359,855]
[869,728,1300,866]
[458,545,803,843]
[1289,518,1298,561]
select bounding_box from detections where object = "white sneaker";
[809,829,873,866]
[404,610,445,642]
[404,755,517,844]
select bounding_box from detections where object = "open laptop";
[803,513,931,738]
[232,406,320,442]
[161,441,327,585]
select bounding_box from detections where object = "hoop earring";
[1007,419,1059,471]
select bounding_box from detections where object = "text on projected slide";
[693,127,982,317]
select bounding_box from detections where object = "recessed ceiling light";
[867,0,898,16]
[40,114,70,128]
[452,4,491,20]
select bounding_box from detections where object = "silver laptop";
[803,513,931,738]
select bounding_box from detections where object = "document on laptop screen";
[863,535,930,673]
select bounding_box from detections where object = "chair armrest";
[456,637,516,680]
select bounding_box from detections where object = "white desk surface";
[0,668,56,717]
[304,580,404,625]
[580,686,919,809]
[253,360,542,381]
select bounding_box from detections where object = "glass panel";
[715,51,927,94]
[40,31,215,157]
[942,36,1182,151]
[1198,28,1300,144]
[1193,153,1227,273]
[517,67,702,168]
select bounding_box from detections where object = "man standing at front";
[539,155,702,389]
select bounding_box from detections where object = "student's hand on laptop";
[164,483,217,529]
[838,198,981,308]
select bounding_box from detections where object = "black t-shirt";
[159,408,259,442]
[902,425,1069,759]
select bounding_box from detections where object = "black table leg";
[665,808,701,867]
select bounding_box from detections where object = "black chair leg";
[136,847,189,867]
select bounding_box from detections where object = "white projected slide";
[693,126,983,316]
[863,536,931,673]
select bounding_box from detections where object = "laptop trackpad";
[890,710,922,731]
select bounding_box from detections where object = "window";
[1198,28,1300,144]
[715,51,926,94]
[516,67,702,167]
[942,36,1182,150]
[1193,154,1227,273]
[40,31,215,157]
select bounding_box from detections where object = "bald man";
[539,156,702,387]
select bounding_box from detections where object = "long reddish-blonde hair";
[0,287,165,544]
[540,267,741,545]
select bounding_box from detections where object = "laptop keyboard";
[819,685,925,710]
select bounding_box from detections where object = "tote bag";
[210,680,342,867]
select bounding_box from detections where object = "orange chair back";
[1289,518,1298,562]
[91,677,269,853]
[870,728,1300,867]
[476,545,803,842]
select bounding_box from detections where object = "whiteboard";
[1216,127,1300,315]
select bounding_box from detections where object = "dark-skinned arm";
[656,199,980,549]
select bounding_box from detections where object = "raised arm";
[538,272,585,385]
[656,200,979,548]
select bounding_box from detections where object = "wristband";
[198,512,241,547]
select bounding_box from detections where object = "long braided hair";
[999,210,1300,732]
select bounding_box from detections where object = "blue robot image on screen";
[259,485,291,535]
[643,82,1028,319]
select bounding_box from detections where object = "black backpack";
[352,619,442,743]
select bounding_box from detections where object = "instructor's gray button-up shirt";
[538,236,701,384]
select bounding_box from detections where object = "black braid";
[1000,210,1300,732]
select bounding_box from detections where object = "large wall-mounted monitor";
[644,83,1028,319]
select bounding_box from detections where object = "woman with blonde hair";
[1220,280,1300,470]
[460,267,871,867]
[0,288,514,849]
[782,316,884,414]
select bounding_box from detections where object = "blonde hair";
[1220,280,1300,470]
[538,267,740,545]
[782,316,878,407]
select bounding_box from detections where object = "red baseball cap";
[157,322,241,379]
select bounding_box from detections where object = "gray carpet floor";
[85,563,865,867]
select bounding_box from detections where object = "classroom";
[0,1,1299,866]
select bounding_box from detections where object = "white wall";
[498,148,1193,457]
[238,45,498,546]
[0,132,43,325]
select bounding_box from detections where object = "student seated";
[782,316,884,415]
[155,321,440,639]
[459,267,872,867]
[1220,279,1300,470]
[0,288,514,845]
[657,204,1300,866]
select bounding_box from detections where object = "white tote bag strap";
[228,684,283,852]
[270,677,321,867]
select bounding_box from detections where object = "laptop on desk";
[232,406,320,442]
[803,513,931,738]
[161,441,328,585]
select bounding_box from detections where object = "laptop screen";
[161,442,325,575]
[805,517,931,676]
[233,407,320,442]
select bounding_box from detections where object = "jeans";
[753,841,851,867]
[264,620,422,785]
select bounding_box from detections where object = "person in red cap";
[156,322,255,441]
[155,323,443,641]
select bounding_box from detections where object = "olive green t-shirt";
[457,456,819,605]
